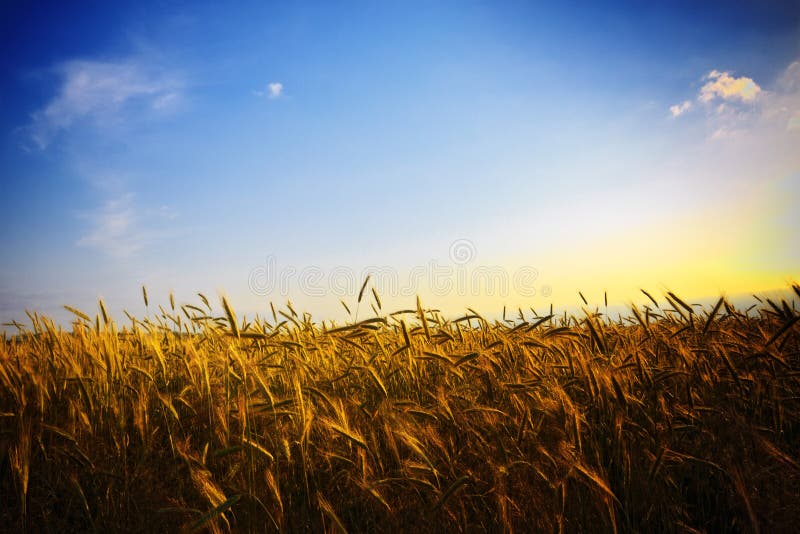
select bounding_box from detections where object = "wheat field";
[1,284,799,532]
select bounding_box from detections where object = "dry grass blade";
[630,305,649,333]
[583,310,607,354]
[572,462,621,506]
[242,437,274,462]
[454,352,480,367]
[764,315,799,347]
[610,375,626,406]
[431,475,470,512]
[327,421,368,450]
[157,393,180,421]
[365,366,388,397]
[372,288,382,310]
[417,296,431,342]
[667,291,694,315]
[400,320,411,347]
[730,467,760,534]
[754,434,800,472]
[358,274,371,304]
[317,492,348,534]
[648,447,667,481]
[98,299,110,326]
[64,305,91,323]
[640,289,659,308]
[190,494,241,533]
[526,314,554,331]
[221,295,240,338]
[703,297,725,336]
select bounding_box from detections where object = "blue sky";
[1,0,799,326]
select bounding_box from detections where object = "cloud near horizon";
[26,58,182,149]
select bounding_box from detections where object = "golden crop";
[1,285,799,532]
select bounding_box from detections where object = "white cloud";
[709,60,800,139]
[26,58,182,149]
[76,193,178,259]
[771,61,800,131]
[776,61,800,92]
[77,194,142,258]
[670,61,800,138]
[669,100,692,117]
[152,91,180,110]
[254,81,284,99]
[699,70,761,103]
[268,82,283,98]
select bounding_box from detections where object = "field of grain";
[1,284,799,532]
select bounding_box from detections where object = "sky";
[1,0,799,327]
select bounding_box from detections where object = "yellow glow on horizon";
[473,175,797,311]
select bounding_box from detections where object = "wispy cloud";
[0,288,61,316]
[26,58,182,149]
[254,81,284,99]
[77,194,142,258]
[76,193,178,259]
[669,100,692,117]
[715,61,799,138]
[699,70,761,103]
[772,61,800,131]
